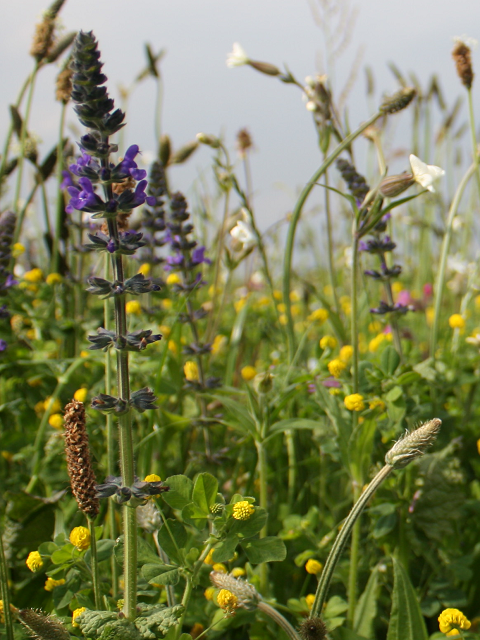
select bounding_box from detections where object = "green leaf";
[157,520,187,565]
[38,541,58,555]
[381,346,400,376]
[84,539,115,563]
[229,508,267,538]
[396,371,420,386]
[372,512,397,539]
[354,565,380,639]
[182,503,208,530]
[324,595,349,618]
[141,563,180,586]
[242,537,286,563]
[162,475,193,510]
[349,418,376,484]
[268,418,326,433]
[211,534,239,563]
[386,557,428,640]
[413,358,436,382]
[192,473,218,514]
[51,544,77,565]
[332,628,369,640]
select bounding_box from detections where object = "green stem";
[13,61,40,241]
[431,163,476,357]
[323,168,340,314]
[283,111,382,361]
[351,235,360,393]
[257,601,301,640]
[346,487,361,626]
[311,465,393,618]
[154,76,163,144]
[52,101,67,273]
[0,528,14,640]
[88,519,102,609]
[0,72,32,182]
[467,88,480,194]
[256,439,268,593]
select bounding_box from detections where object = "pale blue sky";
[2,0,480,229]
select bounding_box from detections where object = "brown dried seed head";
[298,617,328,640]
[19,609,69,640]
[30,15,56,61]
[236,128,253,156]
[55,67,73,103]
[64,401,99,519]
[452,42,474,89]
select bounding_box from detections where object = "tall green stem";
[88,519,102,609]
[0,73,32,182]
[431,163,476,357]
[351,235,360,393]
[311,465,392,618]
[467,88,480,193]
[323,168,340,313]
[52,102,67,273]
[283,111,382,361]
[346,485,361,626]
[0,529,14,640]
[256,438,268,593]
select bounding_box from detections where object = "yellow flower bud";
[344,393,365,412]
[319,335,337,350]
[48,413,63,429]
[241,366,257,381]
[166,273,182,286]
[339,345,353,362]
[232,500,255,520]
[69,526,91,551]
[23,268,43,283]
[138,263,151,276]
[305,559,323,575]
[327,359,346,378]
[72,607,87,628]
[26,551,43,572]
[184,361,200,382]
[308,308,329,323]
[144,473,161,482]
[46,273,63,285]
[125,300,142,315]
[73,388,88,403]
[212,563,227,573]
[217,589,238,613]
[449,314,465,329]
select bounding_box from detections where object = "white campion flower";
[226,43,249,68]
[230,219,256,250]
[409,154,445,193]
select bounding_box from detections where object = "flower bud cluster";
[95,475,169,505]
[336,159,370,204]
[91,387,157,415]
[138,161,168,266]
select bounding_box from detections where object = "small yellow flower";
[0,600,18,624]
[308,308,329,323]
[369,398,386,412]
[291,303,302,317]
[368,320,382,333]
[211,335,227,356]
[72,607,87,628]
[305,559,323,575]
[24,268,43,283]
[138,263,151,276]
[204,587,216,601]
[369,334,386,353]
[26,551,43,572]
[44,577,65,592]
[241,366,257,381]
[257,296,271,307]
[273,290,283,301]
[279,313,288,325]
[73,388,88,403]
[125,300,142,315]
[232,500,255,521]
[339,345,353,362]
[166,273,182,286]
[425,307,435,327]
[344,393,365,412]
[449,314,465,329]
[46,273,63,285]
[212,563,227,573]
[305,594,315,609]
[391,281,403,294]
[44,396,61,413]
[319,335,337,350]
[290,290,301,302]
[327,359,346,378]
[48,413,63,429]
[12,242,25,257]
[204,549,215,565]
[168,340,178,354]
[230,567,246,577]
[1,451,13,462]
[80,350,90,358]
[144,473,161,482]
[277,303,286,313]
[159,324,171,338]
[69,526,91,551]
[184,361,200,382]
[162,299,173,310]
[438,608,471,636]
[217,589,238,613]
[329,388,341,396]
[477,439,480,455]
[234,298,247,313]
[26,328,36,340]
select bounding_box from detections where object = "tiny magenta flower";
[327,359,346,378]
[438,608,471,636]
[184,361,200,382]
[232,500,255,521]
[26,551,43,572]
[69,526,91,551]
[319,335,337,350]
[72,607,87,628]
[344,394,365,412]
[305,559,323,575]
[217,589,238,614]
[409,154,445,193]
[449,314,465,329]
[241,366,257,381]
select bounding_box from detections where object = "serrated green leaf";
[242,537,286,563]
[386,557,428,640]
[381,346,401,376]
[192,473,218,514]
[162,475,193,510]
[354,565,380,639]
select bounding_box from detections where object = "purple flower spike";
[61,170,74,189]
[67,177,105,213]
[118,145,147,181]
[191,246,211,266]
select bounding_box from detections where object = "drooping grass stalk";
[283,111,382,361]
[257,601,301,640]
[13,61,40,241]
[88,519,102,609]
[431,163,476,357]
[52,101,67,273]
[0,529,14,640]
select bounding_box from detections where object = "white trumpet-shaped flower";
[409,154,445,193]
[230,213,256,250]
[226,43,249,68]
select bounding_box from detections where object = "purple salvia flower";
[191,246,211,266]
[117,145,147,181]
[67,177,105,213]
[165,253,184,271]
[60,170,74,189]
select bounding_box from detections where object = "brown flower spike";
[452,41,474,89]
[64,400,99,519]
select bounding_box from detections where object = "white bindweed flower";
[409,154,445,193]
[230,219,256,250]
[226,43,249,68]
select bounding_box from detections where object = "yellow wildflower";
[230,567,246,577]
[24,268,43,283]
[369,398,386,412]
[320,335,337,350]
[212,563,227,573]
[1,451,13,462]
[477,439,480,455]
[144,473,161,482]
[368,320,382,333]
[391,281,403,294]
[425,307,435,327]
[305,559,323,575]
[125,300,142,315]
[46,273,63,285]
[138,263,151,276]
[449,314,465,329]
[232,500,255,520]
[369,334,386,353]
[44,396,61,413]
[168,340,178,354]
[44,577,65,592]
[166,273,182,286]
[26,551,43,572]
[327,359,346,378]
[184,361,200,382]
[308,308,329,323]
[12,242,25,257]
[0,600,18,623]
[277,303,286,313]
[80,350,90,358]
[438,608,471,636]
[159,324,171,338]
[273,290,283,301]
[204,587,215,601]
[217,589,238,613]
[339,345,353,362]
[69,526,91,551]
[162,299,173,310]
[234,298,247,313]
[257,295,271,307]
[190,623,204,639]
[204,549,215,565]
[211,335,227,356]
[241,366,257,381]
[48,413,63,429]
[329,388,341,396]
[290,290,301,302]
[73,388,88,403]
[291,303,302,317]
[344,394,365,412]
[279,314,288,325]
[305,594,315,609]
[72,607,87,628]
